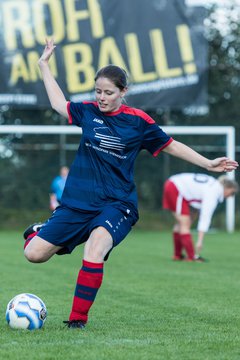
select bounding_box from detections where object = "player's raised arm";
[163,140,239,172]
[38,39,68,118]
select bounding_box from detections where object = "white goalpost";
[0,125,236,232]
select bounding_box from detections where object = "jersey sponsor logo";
[94,126,126,152]
[93,118,104,124]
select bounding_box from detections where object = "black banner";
[0,0,208,109]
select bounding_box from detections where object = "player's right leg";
[163,180,187,260]
[23,207,69,263]
[24,235,62,263]
[174,213,195,261]
[172,223,184,260]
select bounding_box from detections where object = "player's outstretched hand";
[38,38,56,65]
[207,157,239,172]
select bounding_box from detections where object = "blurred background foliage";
[0,4,239,230]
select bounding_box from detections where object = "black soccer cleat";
[23,223,43,240]
[63,320,86,329]
[194,255,207,263]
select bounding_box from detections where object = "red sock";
[69,260,104,323]
[24,231,39,249]
[180,233,195,260]
[173,232,183,258]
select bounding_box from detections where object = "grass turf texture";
[1,230,240,360]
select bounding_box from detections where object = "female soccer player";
[163,173,239,261]
[23,39,238,329]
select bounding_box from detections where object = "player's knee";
[178,218,191,233]
[84,228,113,262]
[84,242,104,262]
[24,248,47,263]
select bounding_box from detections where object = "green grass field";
[1,230,240,360]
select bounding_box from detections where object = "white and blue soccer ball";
[6,293,47,330]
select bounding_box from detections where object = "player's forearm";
[196,231,205,254]
[49,193,59,210]
[163,140,211,169]
[163,140,239,172]
[38,60,68,118]
[198,231,205,244]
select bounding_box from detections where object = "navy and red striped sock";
[69,260,104,323]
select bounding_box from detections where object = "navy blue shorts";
[37,205,134,256]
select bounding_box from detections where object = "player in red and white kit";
[163,173,239,261]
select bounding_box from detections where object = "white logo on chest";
[94,126,126,151]
[93,118,104,124]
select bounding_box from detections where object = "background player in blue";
[49,166,69,211]
[23,39,239,329]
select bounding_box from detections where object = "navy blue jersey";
[62,101,173,223]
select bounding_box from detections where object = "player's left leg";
[65,206,134,329]
[65,227,112,329]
